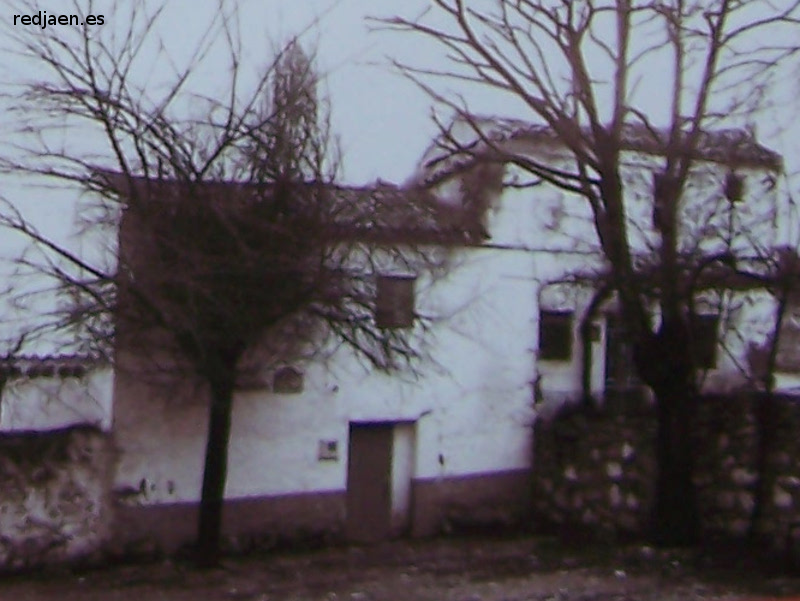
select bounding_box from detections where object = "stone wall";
[692,394,758,539]
[532,398,656,540]
[694,394,800,543]
[531,393,800,546]
[0,426,114,569]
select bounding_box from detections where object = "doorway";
[346,421,416,542]
[346,423,394,542]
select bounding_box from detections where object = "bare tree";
[736,247,800,540]
[381,0,800,545]
[0,0,455,566]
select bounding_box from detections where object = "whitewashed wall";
[1,368,114,432]
[113,128,785,508]
[461,137,784,404]
[113,244,539,504]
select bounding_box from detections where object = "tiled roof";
[99,172,484,245]
[0,354,99,378]
[422,116,783,182]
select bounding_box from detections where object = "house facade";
[418,118,791,406]
[110,180,538,551]
[109,120,789,553]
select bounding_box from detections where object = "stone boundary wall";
[531,399,656,540]
[0,426,114,569]
[531,393,800,545]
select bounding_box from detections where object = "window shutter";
[376,275,416,329]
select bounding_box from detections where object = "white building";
[417,117,791,405]
[108,119,790,552]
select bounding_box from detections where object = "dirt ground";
[2,534,800,601]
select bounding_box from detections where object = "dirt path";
[1,535,798,601]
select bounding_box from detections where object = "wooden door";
[346,423,393,542]
[605,313,639,390]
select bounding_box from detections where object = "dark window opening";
[693,314,719,369]
[776,306,800,372]
[604,313,642,390]
[539,310,573,361]
[724,172,745,203]
[376,275,416,329]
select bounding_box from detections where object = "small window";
[693,314,718,369]
[605,313,641,389]
[724,172,744,203]
[273,366,303,394]
[652,172,675,229]
[776,306,800,372]
[376,275,416,329]
[539,310,573,361]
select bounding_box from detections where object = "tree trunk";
[651,383,699,546]
[749,283,788,541]
[196,371,236,568]
[749,391,777,541]
[636,317,700,547]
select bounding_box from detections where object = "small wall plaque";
[317,440,338,461]
[273,366,303,394]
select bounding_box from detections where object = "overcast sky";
[3,0,799,184]
[130,0,442,185]
[219,0,436,184]
[205,0,800,185]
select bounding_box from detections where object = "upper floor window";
[724,172,745,203]
[539,310,573,361]
[605,313,641,389]
[376,275,416,329]
[693,314,719,369]
[776,305,800,372]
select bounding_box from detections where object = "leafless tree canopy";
[0,1,449,369]
[379,0,800,545]
[0,0,453,565]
